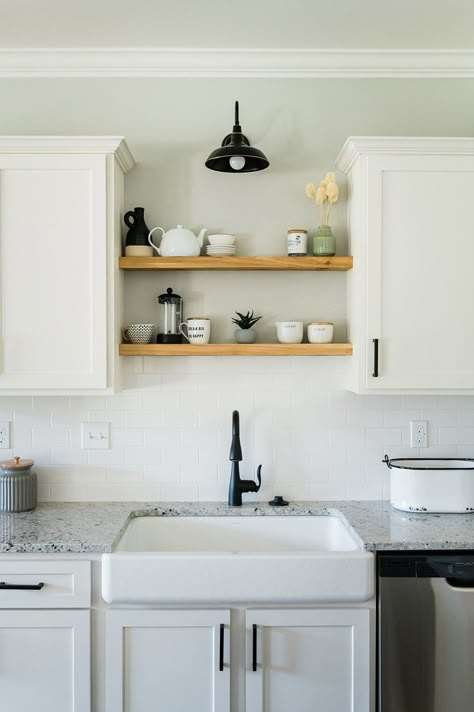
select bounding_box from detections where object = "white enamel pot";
[383,455,474,513]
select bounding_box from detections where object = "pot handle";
[148,226,165,255]
[382,454,392,468]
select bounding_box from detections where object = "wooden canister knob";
[14,457,20,464]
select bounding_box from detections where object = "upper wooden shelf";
[119,256,353,271]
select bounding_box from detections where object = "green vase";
[313,225,336,256]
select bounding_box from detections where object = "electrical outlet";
[81,423,110,450]
[0,421,10,449]
[410,420,428,448]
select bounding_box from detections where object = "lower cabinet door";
[0,609,90,712]
[106,609,230,712]
[246,608,370,712]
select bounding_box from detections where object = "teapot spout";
[197,228,207,249]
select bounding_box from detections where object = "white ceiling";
[1,0,474,49]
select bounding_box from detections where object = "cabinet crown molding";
[1,48,474,78]
[336,136,474,173]
[0,136,135,172]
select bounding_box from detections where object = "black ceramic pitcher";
[124,207,153,256]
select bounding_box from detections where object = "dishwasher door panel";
[380,577,474,712]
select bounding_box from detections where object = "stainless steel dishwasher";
[378,552,474,712]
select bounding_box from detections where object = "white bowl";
[208,234,236,246]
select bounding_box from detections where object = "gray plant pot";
[235,328,257,344]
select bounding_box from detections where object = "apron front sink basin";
[102,514,374,604]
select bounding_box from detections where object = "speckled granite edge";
[1,500,474,553]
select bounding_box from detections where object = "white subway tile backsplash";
[32,427,69,448]
[2,363,474,502]
[439,427,474,445]
[144,463,180,483]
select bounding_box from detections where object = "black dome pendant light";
[205,101,270,173]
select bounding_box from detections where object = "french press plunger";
[157,287,183,343]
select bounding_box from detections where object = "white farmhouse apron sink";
[101,515,374,604]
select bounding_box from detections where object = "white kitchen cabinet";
[0,608,90,712]
[106,609,230,712]
[0,558,92,712]
[246,608,370,712]
[337,137,474,393]
[0,137,134,393]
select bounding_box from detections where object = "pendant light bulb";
[229,155,246,171]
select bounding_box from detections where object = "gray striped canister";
[0,457,37,512]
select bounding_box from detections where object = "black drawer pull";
[219,623,225,672]
[372,338,379,378]
[252,624,257,671]
[0,582,44,590]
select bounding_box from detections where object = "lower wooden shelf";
[119,343,353,356]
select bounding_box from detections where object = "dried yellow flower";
[326,182,339,203]
[305,183,316,198]
[319,179,328,189]
[325,172,336,184]
[316,186,327,205]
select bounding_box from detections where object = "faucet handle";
[256,465,262,492]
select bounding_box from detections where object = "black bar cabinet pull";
[252,624,257,671]
[0,582,44,590]
[372,338,379,377]
[219,624,224,672]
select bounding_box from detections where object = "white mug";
[307,322,334,343]
[179,318,211,344]
[275,321,303,344]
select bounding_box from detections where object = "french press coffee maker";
[157,287,183,343]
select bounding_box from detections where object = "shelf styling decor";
[306,172,339,256]
[232,310,262,344]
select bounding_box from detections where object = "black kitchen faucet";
[228,410,262,506]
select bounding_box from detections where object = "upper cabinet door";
[339,138,474,393]
[0,135,136,393]
[0,153,106,389]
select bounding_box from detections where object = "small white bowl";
[208,234,236,246]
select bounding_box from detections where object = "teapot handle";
[148,227,165,256]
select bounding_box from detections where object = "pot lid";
[0,456,34,470]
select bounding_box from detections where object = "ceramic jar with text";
[287,229,308,256]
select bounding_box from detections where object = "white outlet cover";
[81,422,110,450]
[410,420,428,448]
[0,421,10,449]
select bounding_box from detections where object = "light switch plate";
[81,422,110,450]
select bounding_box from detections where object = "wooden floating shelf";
[119,343,353,356]
[119,256,353,271]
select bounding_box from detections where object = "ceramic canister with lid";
[0,457,37,512]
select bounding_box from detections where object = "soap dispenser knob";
[269,495,289,507]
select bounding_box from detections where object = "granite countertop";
[1,500,474,554]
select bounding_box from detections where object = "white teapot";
[148,225,207,257]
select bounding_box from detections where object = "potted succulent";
[232,310,262,344]
[306,172,339,256]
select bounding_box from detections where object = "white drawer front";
[0,560,91,608]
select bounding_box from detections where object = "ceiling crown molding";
[1,48,474,78]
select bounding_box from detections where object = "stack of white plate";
[206,245,236,257]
